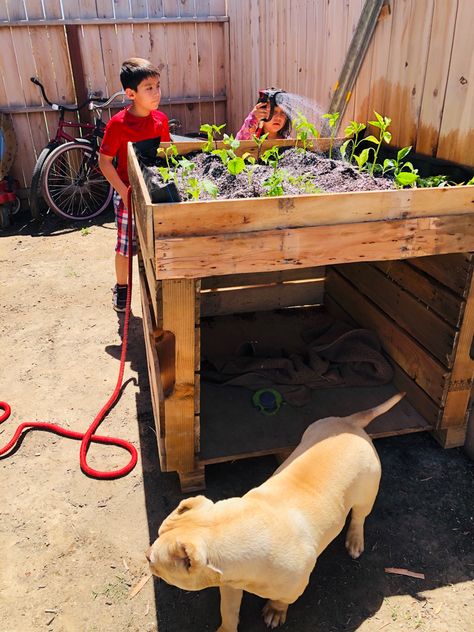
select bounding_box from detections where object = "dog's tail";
[348,392,405,428]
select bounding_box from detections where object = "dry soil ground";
[1,209,473,632]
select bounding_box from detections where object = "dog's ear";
[176,495,211,515]
[166,539,222,576]
[159,496,214,535]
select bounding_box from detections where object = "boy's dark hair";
[120,57,160,91]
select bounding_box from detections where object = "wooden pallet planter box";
[128,140,474,492]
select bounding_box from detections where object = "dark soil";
[145,147,394,202]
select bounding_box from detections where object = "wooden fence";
[227,0,473,167]
[0,0,228,187]
[1,0,473,190]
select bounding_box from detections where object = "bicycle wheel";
[42,140,113,220]
[29,142,59,219]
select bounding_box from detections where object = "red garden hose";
[0,187,137,479]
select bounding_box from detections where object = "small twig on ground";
[129,573,151,599]
[385,567,425,579]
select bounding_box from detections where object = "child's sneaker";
[112,284,128,312]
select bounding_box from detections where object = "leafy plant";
[261,145,282,173]
[263,169,287,197]
[353,147,372,173]
[185,176,218,200]
[212,134,246,175]
[200,123,226,152]
[340,121,367,163]
[322,111,340,159]
[157,143,179,170]
[252,132,268,160]
[261,147,287,196]
[294,112,320,152]
[287,173,321,194]
[242,153,257,187]
[364,111,392,175]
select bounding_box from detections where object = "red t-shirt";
[100,107,170,185]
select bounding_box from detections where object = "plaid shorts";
[114,193,137,257]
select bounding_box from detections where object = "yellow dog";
[147,393,404,631]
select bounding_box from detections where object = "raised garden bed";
[128,138,474,492]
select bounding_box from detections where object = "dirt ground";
[1,209,473,632]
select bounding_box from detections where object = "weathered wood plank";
[374,260,464,328]
[201,266,325,290]
[139,261,167,469]
[325,269,447,405]
[153,214,474,279]
[408,253,473,297]
[201,278,324,317]
[161,279,200,473]
[152,182,474,238]
[439,269,474,430]
[335,262,456,367]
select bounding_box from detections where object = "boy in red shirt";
[99,57,170,311]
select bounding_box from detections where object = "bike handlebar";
[89,91,126,111]
[30,77,114,112]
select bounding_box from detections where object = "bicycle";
[29,78,123,220]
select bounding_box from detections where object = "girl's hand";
[251,101,270,122]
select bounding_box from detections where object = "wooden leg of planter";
[161,279,200,482]
[178,464,206,493]
[434,268,474,447]
[432,426,467,449]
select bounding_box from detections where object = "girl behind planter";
[236,100,291,140]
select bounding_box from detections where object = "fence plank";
[415,0,458,157]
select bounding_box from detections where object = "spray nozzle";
[257,87,286,122]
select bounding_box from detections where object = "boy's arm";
[98,153,129,205]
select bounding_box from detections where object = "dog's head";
[147,495,223,590]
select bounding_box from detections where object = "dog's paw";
[345,528,365,559]
[262,601,288,628]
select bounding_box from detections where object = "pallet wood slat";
[152,176,474,238]
[439,270,474,430]
[321,292,440,429]
[325,269,447,405]
[201,278,325,317]
[153,213,474,279]
[139,262,167,468]
[161,279,199,473]
[202,266,326,290]
[334,262,457,367]
[408,253,474,297]
[374,260,464,327]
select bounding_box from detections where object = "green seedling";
[379,145,419,187]
[200,123,226,152]
[364,111,392,175]
[261,145,282,173]
[322,111,340,159]
[242,153,257,187]
[353,147,372,173]
[80,227,91,236]
[185,176,219,200]
[294,112,320,152]
[252,132,268,160]
[212,134,246,175]
[157,144,179,171]
[287,173,321,194]
[262,169,287,197]
[340,120,367,163]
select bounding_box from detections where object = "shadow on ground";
[119,306,474,632]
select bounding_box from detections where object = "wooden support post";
[433,268,474,447]
[160,279,202,489]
